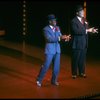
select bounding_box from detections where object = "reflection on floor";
[0,39,100,99]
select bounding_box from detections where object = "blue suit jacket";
[43,25,62,54]
[70,17,88,49]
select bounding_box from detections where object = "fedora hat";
[47,14,57,21]
[75,5,84,12]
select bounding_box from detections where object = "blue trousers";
[37,53,60,83]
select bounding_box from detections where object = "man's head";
[76,5,84,18]
[47,14,57,26]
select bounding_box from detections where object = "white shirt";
[49,25,55,32]
[77,16,82,23]
[49,25,53,29]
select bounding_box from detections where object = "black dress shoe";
[51,82,59,86]
[79,74,87,78]
[72,75,77,79]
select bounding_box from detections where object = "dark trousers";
[71,49,87,75]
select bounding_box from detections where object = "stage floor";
[0,39,100,99]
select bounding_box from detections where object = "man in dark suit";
[70,5,98,79]
[36,14,71,86]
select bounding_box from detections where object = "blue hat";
[47,14,57,21]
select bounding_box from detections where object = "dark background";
[0,0,99,59]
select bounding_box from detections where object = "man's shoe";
[51,82,59,86]
[36,81,41,87]
[79,74,87,78]
[72,75,77,79]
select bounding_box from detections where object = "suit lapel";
[76,17,86,29]
[48,25,55,33]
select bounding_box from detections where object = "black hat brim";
[48,18,57,21]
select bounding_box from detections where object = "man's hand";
[60,34,71,41]
[87,27,98,33]
[92,28,98,33]
[60,35,67,40]
[65,34,71,41]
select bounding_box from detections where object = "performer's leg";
[51,53,60,84]
[37,54,53,83]
[71,49,80,77]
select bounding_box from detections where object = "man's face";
[49,20,57,26]
[77,10,84,18]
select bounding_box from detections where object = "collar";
[49,25,54,29]
[77,16,82,22]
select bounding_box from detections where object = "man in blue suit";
[36,14,71,86]
[70,5,98,79]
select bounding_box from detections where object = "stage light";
[22,0,27,36]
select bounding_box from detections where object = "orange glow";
[84,1,86,18]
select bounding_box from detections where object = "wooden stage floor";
[0,39,100,99]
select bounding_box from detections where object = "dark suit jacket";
[70,17,88,49]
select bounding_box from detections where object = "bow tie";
[52,27,59,32]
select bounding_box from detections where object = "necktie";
[81,18,84,24]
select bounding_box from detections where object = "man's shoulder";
[43,25,50,30]
[71,17,78,23]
